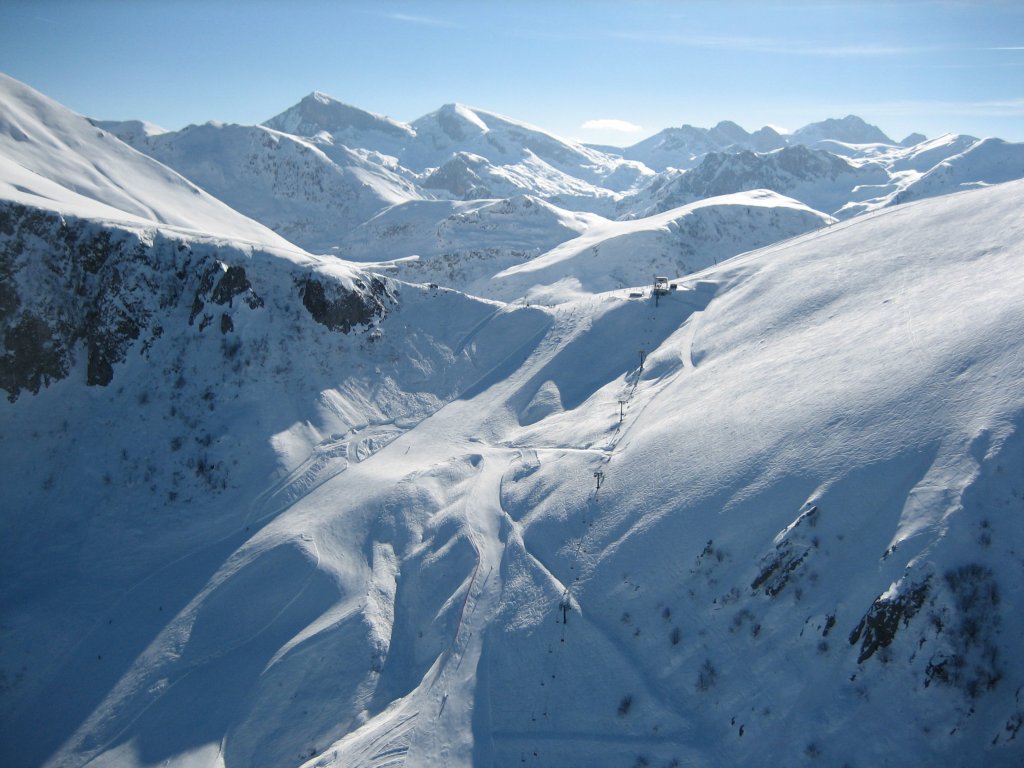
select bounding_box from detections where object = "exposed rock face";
[0,202,388,401]
[0,202,166,399]
[299,275,390,333]
[190,263,264,327]
[849,576,931,663]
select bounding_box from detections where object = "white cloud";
[581,118,644,134]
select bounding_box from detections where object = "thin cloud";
[581,118,644,134]
[387,13,462,29]
[610,31,920,56]
[838,98,1024,118]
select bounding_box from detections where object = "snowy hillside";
[893,137,1024,205]
[421,151,620,214]
[337,191,829,303]
[337,195,601,295]
[3,75,1024,768]
[0,73,295,250]
[488,190,832,302]
[6,115,1024,768]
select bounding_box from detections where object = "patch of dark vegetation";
[618,695,633,716]
[849,576,930,663]
[924,564,1002,698]
[696,659,717,692]
[823,613,836,637]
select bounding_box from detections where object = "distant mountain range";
[89,87,1024,302]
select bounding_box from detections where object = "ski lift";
[653,276,670,296]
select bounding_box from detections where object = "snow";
[894,137,1024,205]
[490,190,832,301]
[0,73,297,252]
[3,75,1024,768]
[109,120,421,254]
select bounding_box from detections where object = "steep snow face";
[5,179,1022,768]
[0,74,295,250]
[116,122,421,253]
[0,201,381,401]
[262,91,416,157]
[478,184,1024,768]
[623,144,891,219]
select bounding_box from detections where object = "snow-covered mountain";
[92,85,1024,282]
[3,75,1024,768]
[487,190,831,302]
[621,144,892,219]
[420,150,620,214]
[336,190,830,303]
[790,114,893,146]
[893,137,1024,205]
[0,73,295,250]
[618,115,891,174]
[106,120,421,253]
[336,195,601,295]
[263,91,417,159]
[405,104,650,192]
[620,120,788,172]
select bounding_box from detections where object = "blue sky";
[1,0,1022,145]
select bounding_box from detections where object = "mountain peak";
[793,114,893,145]
[412,103,490,145]
[263,91,414,141]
